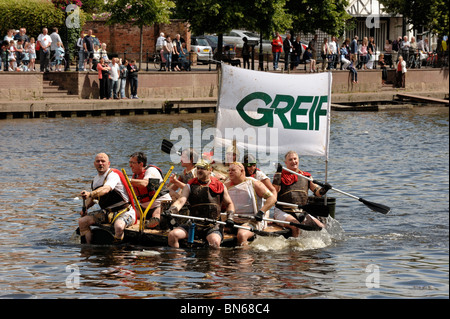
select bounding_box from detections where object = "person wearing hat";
[167,159,235,248]
[225,162,276,246]
[243,154,276,195]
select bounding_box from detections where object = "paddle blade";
[359,198,391,214]
[161,139,174,154]
[161,139,182,156]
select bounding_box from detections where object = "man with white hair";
[156,32,165,52]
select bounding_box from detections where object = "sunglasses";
[243,163,256,167]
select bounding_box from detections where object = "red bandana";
[281,170,311,186]
[188,176,224,194]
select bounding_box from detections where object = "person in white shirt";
[129,152,172,229]
[37,28,52,72]
[109,57,120,99]
[79,153,137,244]
[156,32,165,52]
[329,36,338,69]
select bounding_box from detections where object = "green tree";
[286,0,352,36]
[175,0,247,60]
[105,0,175,68]
[0,0,64,38]
[379,0,449,36]
[175,0,291,60]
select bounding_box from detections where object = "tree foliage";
[105,0,175,28]
[175,0,352,38]
[0,0,65,38]
[105,0,175,67]
[174,0,245,35]
[379,0,449,36]
[286,0,352,36]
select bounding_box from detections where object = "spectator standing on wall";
[109,57,120,99]
[292,36,303,70]
[350,35,358,63]
[172,34,182,71]
[308,34,318,61]
[37,28,52,72]
[97,57,110,99]
[156,32,165,52]
[76,31,86,71]
[119,59,128,99]
[395,55,407,88]
[271,32,283,71]
[283,33,293,71]
[329,36,338,69]
[14,28,29,44]
[163,35,173,72]
[50,27,62,71]
[83,30,95,71]
[242,37,250,69]
[127,59,139,99]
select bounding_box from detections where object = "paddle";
[140,166,174,231]
[281,166,391,215]
[121,168,144,224]
[81,198,87,216]
[233,213,321,231]
[161,139,181,156]
[166,212,283,237]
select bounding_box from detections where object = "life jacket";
[131,165,168,203]
[275,170,311,210]
[92,168,137,222]
[187,177,224,222]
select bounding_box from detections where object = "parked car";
[190,36,213,64]
[199,35,236,59]
[222,29,272,53]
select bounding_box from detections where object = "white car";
[222,29,272,53]
[191,37,213,64]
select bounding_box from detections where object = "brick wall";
[83,19,191,59]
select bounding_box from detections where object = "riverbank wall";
[0,68,448,119]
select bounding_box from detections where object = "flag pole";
[325,69,333,205]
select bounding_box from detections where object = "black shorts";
[178,222,223,242]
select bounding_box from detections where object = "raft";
[80,196,336,247]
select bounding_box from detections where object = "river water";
[0,107,448,302]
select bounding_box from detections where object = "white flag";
[214,64,332,165]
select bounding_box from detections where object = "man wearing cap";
[243,154,276,195]
[167,159,235,248]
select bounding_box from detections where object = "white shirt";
[329,41,337,54]
[142,167,171,209]
[92,169,136,222]
[37,34,52,49]
[109,63,120,81]
[156,36,165,47]
[93,169,128,201]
